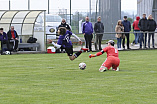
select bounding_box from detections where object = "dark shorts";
[65,46,73,56]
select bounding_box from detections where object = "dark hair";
[59,27,66,35]
[111,43,114,46]
[0,28,3,30]
[124,16,127,18]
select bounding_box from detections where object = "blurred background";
[0,0,137,33]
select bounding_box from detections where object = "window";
[46,15,62,22]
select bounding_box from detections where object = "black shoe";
[123,46,125,50]
[127,48,131,50]
[1,52,6,55]
[153,46,155,49]
[13,50,17,52]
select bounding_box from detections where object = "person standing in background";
[147,15,156,48]
[138,13,148,49]
[82,16,93,52]
[115,20,124,50]
[58,18,71,31]
[94,16,104,51]
[132,16,141,46]
[122,16,131,49]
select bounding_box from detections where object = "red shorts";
[102,56,120,70]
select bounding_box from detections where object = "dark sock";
[74,51,81,58]
[79,50,83,53]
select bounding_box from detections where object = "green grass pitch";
[0,50,157,104]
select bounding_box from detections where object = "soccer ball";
[5,51,10,55]
[79,62,86,70]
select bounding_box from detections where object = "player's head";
[58,27,67,35]
[107,40,115,46]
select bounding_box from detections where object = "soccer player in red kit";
[89,40,120,72]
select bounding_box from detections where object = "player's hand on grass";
[48,39,53,44]
[89,54,96,58]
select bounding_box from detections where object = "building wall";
[99,0,121,40]
[152,0,157,22]
[137,0,155,19]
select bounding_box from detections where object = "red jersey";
[102,46,119,57]
[11,31,15,39]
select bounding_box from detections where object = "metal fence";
[46,31,157,52]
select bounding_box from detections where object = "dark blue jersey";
[57,30,73,48]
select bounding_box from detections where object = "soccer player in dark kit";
[48,27,88,61]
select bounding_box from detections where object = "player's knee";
[69,55,75,60]
[69,57,75,61]
[70,58,74,61]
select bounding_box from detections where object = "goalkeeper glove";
[89,54,96,58]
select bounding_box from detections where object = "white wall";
[34,32,45,51]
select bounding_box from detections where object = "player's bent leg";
[112,63,120,71]
[112,64,120,71]
[112,67,120,71]
[69,55,76,61]
[67,47,87,61]
[65,46,79,61]
[112,58,120,71]
[99,66,108,72]
[101,59,112,70]
[81,48,89,52]
[74,51,82,58]
[69,51,83,61]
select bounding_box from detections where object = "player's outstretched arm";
[47,39,53,44]
[51,42,61,49]
[89,51,104,58]
[72,34,82,45]
[47,39,61,49]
